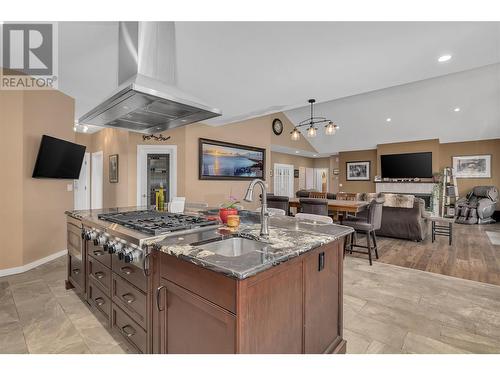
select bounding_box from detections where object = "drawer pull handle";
[121,324,136,337]
[72,268,80,275]
[121,293,135,304]
[120,266,133,275]
[93,250,104,256]
[156,285,166,312]
[94,271,105,279]
[318,252,325,272]
[94,297,105,306]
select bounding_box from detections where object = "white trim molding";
[137,144,178,206]
[0,249,68,278]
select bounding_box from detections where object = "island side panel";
[236,255,304,354]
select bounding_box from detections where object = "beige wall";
[338,138,500,209]
[77,112,321,210]
[0,88,75,270]
[0,91,24,270]
[339,149,378,193]
[439,139,500,206]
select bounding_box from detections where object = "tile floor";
[1,254,500,353]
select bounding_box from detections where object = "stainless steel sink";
[197,237,267,257]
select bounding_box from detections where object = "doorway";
[74,152,90,210]
[137,145,177,206]
[91,151,103,209]
[273,163,294,198]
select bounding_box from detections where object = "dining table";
[289,198,369,220]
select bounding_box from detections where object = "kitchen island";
[65,207,353,354]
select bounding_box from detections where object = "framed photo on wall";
[452,155,491,178]
[109,154,119,183]
[346,161,370,181]
[199,138,266,180]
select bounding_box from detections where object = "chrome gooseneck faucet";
[243,179,270,239]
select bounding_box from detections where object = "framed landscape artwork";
[199,138,266,180]
[109,154,119,183]
[346,161,370,181]
[452,155,491,178]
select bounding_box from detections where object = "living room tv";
[381,152,433,179]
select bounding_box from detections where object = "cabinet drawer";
[160,253,236,313]
[88,280,111,322]
[67,221,82,257]
[112,274,147,328]
[68,254,84,293]
[88,257,111,294]
[112,304,147,354]
[88,242,111,268]
[112,257,146,292]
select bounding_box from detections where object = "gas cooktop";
[97,210,218,236]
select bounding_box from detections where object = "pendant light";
[291,99,339,141]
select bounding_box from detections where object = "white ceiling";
[57,22,500,148]
[285,63,500,153]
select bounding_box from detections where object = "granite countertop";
[152,211,354,280]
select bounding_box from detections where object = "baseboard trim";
[0,249,67,278]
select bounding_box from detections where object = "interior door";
[91,151,103,209]
[74,152,90,210]
[273,163,294,198]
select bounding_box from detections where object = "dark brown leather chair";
[343,199,383,265]
[267,194,290,215]
[299,198,329,216]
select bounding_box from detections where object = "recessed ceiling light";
[386,118,392,122]
[313,154,318,157]
[454,107,461,112]
[438,54,452,63]
[295,151,300,154]
[82,126,89,133]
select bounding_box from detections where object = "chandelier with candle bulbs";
[290,99,339,141]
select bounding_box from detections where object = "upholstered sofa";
[341,192,429,241]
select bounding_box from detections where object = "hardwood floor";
[347,222,500,286]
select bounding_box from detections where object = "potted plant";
[219,196,240,223]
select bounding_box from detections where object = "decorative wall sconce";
[142,134,171,142]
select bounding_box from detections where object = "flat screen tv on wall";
[32,135,86,179]
[380,152,433,179]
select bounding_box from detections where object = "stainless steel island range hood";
[79,22,221,134]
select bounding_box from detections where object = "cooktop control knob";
[109,241,123,254]
[124,249,141,263]
[85,230,98,241]
[94,235,107,246]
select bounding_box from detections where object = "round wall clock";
[272,118,284,135]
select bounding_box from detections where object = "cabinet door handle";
[72,268,80,275]
[121,293,135,304]
[156,285,166,311]
[318,252,325,271]
[94,297,105,306]
[143,252,151,277]
[93,250,104,256]
[94,271,105,279]
[120,266,133,275]
[121,325,136,337]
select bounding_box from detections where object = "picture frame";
[294,169,299,178]
[199,138,266,180]
[109,154,119,183]
[346,161,370,181]
[452,155,491,179]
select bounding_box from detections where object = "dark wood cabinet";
[153,238,346,354]
[304,243,343,354]
[156,279,236,354]
[66,218,85,297]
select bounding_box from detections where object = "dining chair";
[295,213,333,224]
[299,198,329,216]
[266,194,290,215]
[342,199,383,265]
[309,192,327,199]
